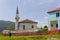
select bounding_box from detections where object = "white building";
[15,7,38,32]
[18,19,38,32]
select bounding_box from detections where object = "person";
[8,31,12,37]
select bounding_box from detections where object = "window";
[56,24,58,28]
[32,25,34,28]
[56,12,59,17]
[51,24,53,27]
[23,25,25,30]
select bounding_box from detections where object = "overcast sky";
[0,0,60,28]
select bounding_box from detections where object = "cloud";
[42,24,48,27]
[34,20,45,28]
[20,0,55,7]
[39,0,55,5]
[56,0,60,7]
[0,0,6,6]
[45,0,54,3]
[33,20,40,22]
[32,19,48,28]
[44,16,48,19]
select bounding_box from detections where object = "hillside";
[0,20,15,32]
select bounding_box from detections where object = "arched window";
[51,24,53,27]
[56,24,58,28]
[32,25,34,28]
[23,25,25,30]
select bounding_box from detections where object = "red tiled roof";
[19,19,38,23]
[48,8,60,13]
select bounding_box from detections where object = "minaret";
[15,7,20,30]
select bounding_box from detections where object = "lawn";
[0,34,60,40]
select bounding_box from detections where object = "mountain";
[0,20,15,32]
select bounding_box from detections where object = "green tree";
[43,25,48,31]
[37,27,42,32]
[44,25,48,28]
[7,23,15,30]
[37,25,48,32]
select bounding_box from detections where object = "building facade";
[18,19,38,32]
[48,8,60,30]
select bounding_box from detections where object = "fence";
[3,30,60,36]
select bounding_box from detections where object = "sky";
[0,0,60,28]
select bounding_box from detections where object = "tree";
[43,25,48,31]
[44,25,48,28]
[7,23,15,30]
[37,25,48,32]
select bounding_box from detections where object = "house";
[48,8,60,30]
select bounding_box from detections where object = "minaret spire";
[15,6,20,30]
[16,6,19,14]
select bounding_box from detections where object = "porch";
[50,20,58,30]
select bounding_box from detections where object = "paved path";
[47,38,58,40]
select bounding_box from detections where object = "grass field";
[0,34,60,40]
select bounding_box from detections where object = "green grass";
[0,34,60,40]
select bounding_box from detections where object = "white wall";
[19,23,38,32]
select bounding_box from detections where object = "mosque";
[14,7,38,32]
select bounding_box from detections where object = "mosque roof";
[19,19,38,23]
